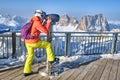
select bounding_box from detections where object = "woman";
[23,10,58,76]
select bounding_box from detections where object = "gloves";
[47,17,52,23]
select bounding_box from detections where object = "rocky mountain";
[57,14,78,26]
[54,14,109,32]
[58,14,70,26]
[69,16,79,26]
[0,13,119,32]
[77,14,108,31]
[53,14,80,32]
[0,13,27,31]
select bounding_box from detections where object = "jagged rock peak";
[78,14,108,31]
[58,14,70,26]
[69,16,78,26]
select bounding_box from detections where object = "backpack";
[21,22,33,39]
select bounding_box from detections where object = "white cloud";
[108,20,120,25]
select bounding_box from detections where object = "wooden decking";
[0,58,120,80]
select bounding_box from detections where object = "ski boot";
[48,57,60,76]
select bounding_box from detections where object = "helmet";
[35,9,43,14]
[34,9,46,19]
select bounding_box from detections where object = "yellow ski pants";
[24,40,55,73]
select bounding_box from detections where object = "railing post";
[111,33,118,55]
[12,32,16,58]
[47,26,53,43]
[65,33,71,56]
[47,32,52,42]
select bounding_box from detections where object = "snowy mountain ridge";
[54,14,120,32]
[0,13,27,31]
[0,13,120,32]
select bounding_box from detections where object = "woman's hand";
[47,17,52,23]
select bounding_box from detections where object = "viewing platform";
[0,58,120,80]
[0,32,120,80]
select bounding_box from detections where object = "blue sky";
[0,0,120,21]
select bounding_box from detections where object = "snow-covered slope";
[107,21,120,31]
[0,13,27,31]
[0,13,120,32]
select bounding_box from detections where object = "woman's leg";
[23,40,55,73]
[24,44,34,73]
[32,40,55,62]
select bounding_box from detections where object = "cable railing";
[0,31,120,59]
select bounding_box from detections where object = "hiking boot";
[24,71,33,76]
[48,57,59,64]
[48,57,60,75]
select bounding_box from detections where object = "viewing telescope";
[41,12,60,25]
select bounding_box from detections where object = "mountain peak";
[78,14,108,31]
[58,14,70,26]
[69,16,78,26]
[0,13,27,31]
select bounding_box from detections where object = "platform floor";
[0,58,120,80]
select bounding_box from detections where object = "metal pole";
[65,33,71,56]
[111,33,118,55]
[12,32,16,58]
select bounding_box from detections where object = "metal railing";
[0,31,120,59]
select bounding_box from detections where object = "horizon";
[0,0,120,21]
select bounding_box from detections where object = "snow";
[53,24,83,32]
[0,13,120,72]
[0,13,27,30]
[108,20,120,25]
[59,53,120,68]
[1,53,120,71]
[7,20,19,27]
[0,55,26,67]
